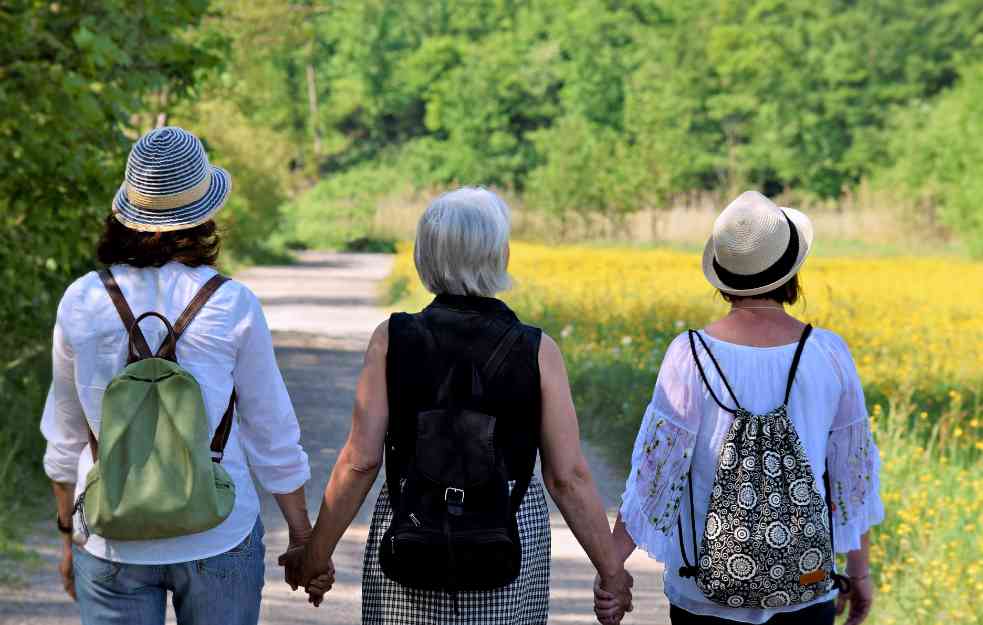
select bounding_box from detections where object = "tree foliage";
[241,0,983,242]
[0,0,220,499]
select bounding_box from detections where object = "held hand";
[304,562,335,608]
[594,569,633,625]
[837,575,874,625]
[277,544,308,591]
[277,522,314,591]
[59,540,76,601]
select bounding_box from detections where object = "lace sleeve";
[620,334,702,562]
[825,334,885,552]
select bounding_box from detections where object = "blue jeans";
[73,519,265,625]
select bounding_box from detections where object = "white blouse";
[41,262,311,564]
[620,329,883,624]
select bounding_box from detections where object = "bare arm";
[611,513,638,564]
[51,481,76,600]
[538,334,624,582]
[846,532,871,577]
[304,321,389,572]
[274,486,312,547]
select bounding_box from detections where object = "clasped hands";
[279,531,635,624]
[276,529,335,607]
[594,568,634,625]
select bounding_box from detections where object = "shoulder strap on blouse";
[783,324,813,405]
[687,330,741,413]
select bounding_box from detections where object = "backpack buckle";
[445,487,465,516]
[211,451,224,463]
[444,487,465,504]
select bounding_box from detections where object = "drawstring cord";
[677,471,700,579]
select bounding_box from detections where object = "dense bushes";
[0,1,220,535]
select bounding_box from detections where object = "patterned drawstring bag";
[678,325,850,609]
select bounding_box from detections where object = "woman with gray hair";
[287,187,634,624]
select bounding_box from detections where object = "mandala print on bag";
[677,327,847,610]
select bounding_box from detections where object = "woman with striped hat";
[41,127,318,625]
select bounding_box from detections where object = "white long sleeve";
[39,262,310,564]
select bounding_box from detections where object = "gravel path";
[0,252,666,625]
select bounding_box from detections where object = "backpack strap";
[165,274,230,355]
[677,470,700,579]
[384,313,415,510]
[99,268,152,363]
[688,330,742,413]
[783,324,813,406]
[482,324,530,513]
[168,273,235,463]
[483,324,524,382]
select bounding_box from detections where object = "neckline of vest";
[429,293,515,317]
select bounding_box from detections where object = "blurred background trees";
[4,0,983,487]
[187,0,983,250]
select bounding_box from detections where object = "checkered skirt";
[362,478,551,625]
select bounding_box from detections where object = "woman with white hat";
[596,191,883,625]
[40,127,317,624]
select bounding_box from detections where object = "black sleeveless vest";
[385,294,543,486]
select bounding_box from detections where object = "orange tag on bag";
[799,569,825,586]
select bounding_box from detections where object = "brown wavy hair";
[96,215,221,268]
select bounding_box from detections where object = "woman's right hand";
[305,566,335,607]
[837,575,874,625]
[593,569,633,624]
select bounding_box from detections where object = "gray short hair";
[414,187,512,297]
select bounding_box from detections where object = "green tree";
[878,63,983,256]
[0,0,220,510]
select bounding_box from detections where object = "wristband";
[56,515,73,535]
[848,573,871,581]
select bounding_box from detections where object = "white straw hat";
[702,191,813,297]
[112,127,231,232]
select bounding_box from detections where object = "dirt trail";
[0,252,666,625]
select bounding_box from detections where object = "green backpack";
[74,268,236,541]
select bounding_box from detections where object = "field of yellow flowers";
[387,241,983,625]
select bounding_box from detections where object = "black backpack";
[379,323,529,594]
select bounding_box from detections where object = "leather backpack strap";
[165,272,235,462]
[159,273,230,359]
[91,267,151,458]
[99,268,152,362]
[210,390,236,463]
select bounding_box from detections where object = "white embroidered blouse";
[620,329,883,624]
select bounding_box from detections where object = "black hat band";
[712,214,800,291]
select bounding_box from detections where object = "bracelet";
[848,573,871,581]
[56,515,73,535]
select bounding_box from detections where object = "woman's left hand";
[837,575,874,625]
[59,539,76,601]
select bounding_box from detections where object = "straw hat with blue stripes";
[112,126,231,232]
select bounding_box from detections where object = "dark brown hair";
[719,274,801,306]
[96,215,221,268]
